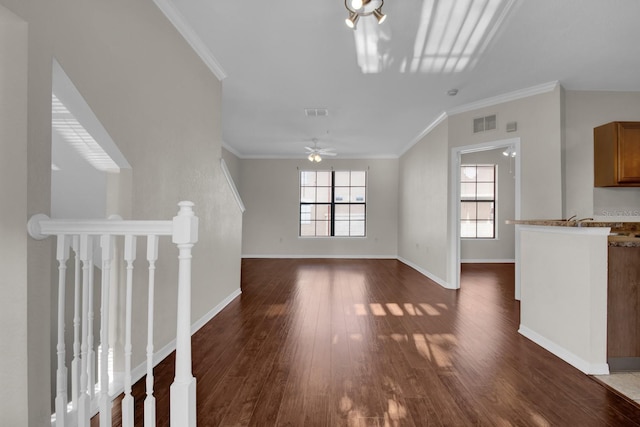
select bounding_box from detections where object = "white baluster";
[71,235,81,412]
[98,235,114,426]
[55,235,70,427]
[122,234,137,427]
[170,202,198,427]
[88,249,95,401]
[144,235,159,427]
[78,234,93,427]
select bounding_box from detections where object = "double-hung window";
[299,170,366,237]
[460,164,496,238]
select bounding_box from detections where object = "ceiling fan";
[305,138,337,162]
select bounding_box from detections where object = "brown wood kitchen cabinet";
[594,121,640,187]
[607,246,640,371]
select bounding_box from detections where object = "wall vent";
[473,114,497,133]
[304,108,329,117]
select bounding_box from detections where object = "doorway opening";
[448,138,521,298]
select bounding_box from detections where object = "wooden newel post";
[170,201,198,427]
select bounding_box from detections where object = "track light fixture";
[345,0,386,29]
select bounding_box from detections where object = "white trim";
[397,257,455,290]
[152,0,227,81]
[399,111,448,156]
[518,325,610,375]
[222,142,243,158]
[447,81,559,115]
[451,138,522,293]
[461,259,515,263]
[237,153,399,160]
[242,254,397,259]
[220,158,246,213]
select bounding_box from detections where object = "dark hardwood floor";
[99,259,640,426]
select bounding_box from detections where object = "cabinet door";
[619,122,640,183]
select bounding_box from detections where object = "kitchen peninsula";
[507,219,640,375]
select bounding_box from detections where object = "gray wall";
[239,158,399,258]
[0,0,242,423]
[564,90,640,220]
[0,5,28,425]
[460,147,516,262]
[398,120,450,285]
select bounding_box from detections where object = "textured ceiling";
[167,0,640,159]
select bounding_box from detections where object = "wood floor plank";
[97,259,640,426]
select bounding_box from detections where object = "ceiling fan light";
[308,153,315,162]
[345,11,359,28]
[314,153,322,162]
[373,7,386,24]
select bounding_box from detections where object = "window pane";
[316,186,331,203]
[350,221,365,236]
[461,202,477,220]
[461,183,476,199]
[461,166,477,181]
[315,204,331,221]
[316,221,330,236]
[351,187,366,202]
[461,221,476,238]
[300,205,312,224]
[477,166,494,182]
[477,221,495,238]
[300,171,316,186]
[300,187,316,203]
[350,204,365,220]
[334,187,349,202]
[351,171,366,186]
[477,202,494,220]
[317,171,331,186]
[477,183,494,200]
[335,205,349,220]
[334,221,349,236]
[300,222,315,236]
[335,171,350,186]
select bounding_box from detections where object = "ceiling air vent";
[304,108,329,117]
[473,114,497,133]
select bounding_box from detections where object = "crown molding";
[447,81,559,115]
[153,0,227,81]
[399,111,448,157]
[221,142,243,158]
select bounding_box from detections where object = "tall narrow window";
[300,170,366,237]
[461,164,496,238]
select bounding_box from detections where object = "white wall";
[398,120,450,285]
[449,86,563,221]
[0,0,243,423]
[239,158,398,258]
[0,5,29,424]
[564,90,640,219]
[460,147,516,262]
[518,226,609,374]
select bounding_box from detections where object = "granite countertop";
[506,219,640,247]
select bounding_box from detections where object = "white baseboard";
[461,259,515,263]
[518,325,609,375]
[129,286,242,386]
[396,257,454,289]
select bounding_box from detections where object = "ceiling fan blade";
[320,151,337,156]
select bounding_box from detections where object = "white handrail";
[30,201,198,427]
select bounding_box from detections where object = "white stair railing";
[28,201,198,427]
